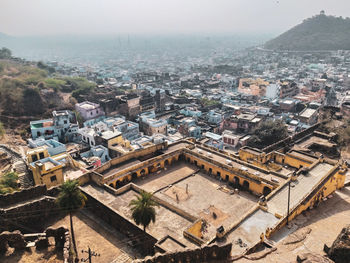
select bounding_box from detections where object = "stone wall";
[134,243,232,263]
[0,185,47,208]
[82,188,157,256]
[0,196,60,233]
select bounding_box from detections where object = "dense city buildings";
[1,10,350,263]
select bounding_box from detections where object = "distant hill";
[0,32,11,40]
[265,12,350,51]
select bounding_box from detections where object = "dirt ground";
[50,211,134,263]
[235,186,350,263]
[0,244,63,263]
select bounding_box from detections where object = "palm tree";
[129,190,158,232]
[56,180,87,257]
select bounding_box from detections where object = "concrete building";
[28,138,66,157]
[29,157,64,188]
[75,101,105,121]
[30,110,79,143]
[222,130,240,148]
[139,111,167,136]
[298,108,318,125]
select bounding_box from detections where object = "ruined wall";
[0,196,60,233]
[0,227,70,263]
[134,243,232,263]
[0,185,61,233]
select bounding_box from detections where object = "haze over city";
[1,0,350,36]
[1,1,350,263]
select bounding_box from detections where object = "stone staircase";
[0,144,34,188]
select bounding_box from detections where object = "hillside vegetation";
[0,59,95,117]
[265,13,350,51]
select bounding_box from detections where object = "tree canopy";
[0,172,19,194]
[0,47,12,59]
[129,190,158,232]
[248,120,289,149]
[56,180,87,213]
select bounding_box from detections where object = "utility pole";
[286,181,291,226]
[81,247,100,263]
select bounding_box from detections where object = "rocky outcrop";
[297,253,334,263]
[325,224,350,263]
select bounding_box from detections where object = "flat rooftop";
[83,162,259,251]
[194,145,284,185]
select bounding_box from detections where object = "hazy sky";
[1,0,350,36]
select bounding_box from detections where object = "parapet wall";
[0,185,47,208]
[134,243,232,263]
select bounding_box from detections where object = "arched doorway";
[132,172,138,180]
[123,177,129,185]
[209,168,212,175]
[164,159,169,166]
[234,176,240,186]
[243,180,250,190]
[140,169,146,176]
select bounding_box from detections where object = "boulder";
[327,224,350,263]
[297,253,334,263]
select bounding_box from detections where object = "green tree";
[0,172,19,194]
[248,120,288,149]
[56,180,87,257]
[0,47,12,59]
[129,191,158,232]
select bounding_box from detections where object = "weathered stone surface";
[133,243,232,263]
[327,224,350,263]
[45,226,68,248]
[35,237,49,249]
[297,253,334,263]
[0,230,26,254]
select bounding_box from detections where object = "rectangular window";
[50,175,57,182]
[32,154,38,162]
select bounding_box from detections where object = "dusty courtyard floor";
[235,186,350,262]
[50,211,136,262]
